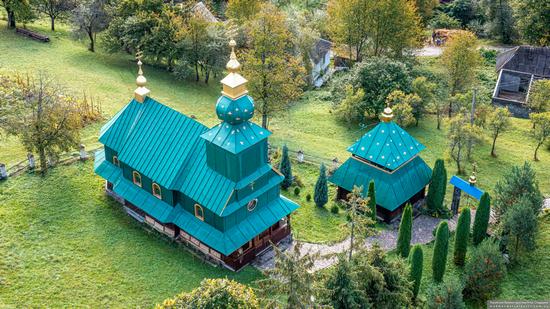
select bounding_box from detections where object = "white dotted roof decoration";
[240,141,244,145]
[361,147,365,150]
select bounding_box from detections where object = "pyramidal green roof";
[201,121,271,154]
[348,121,425,170]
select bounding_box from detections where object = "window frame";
[247,198,258,211]
[194,204,204,221]
[132,171,142,187]
[112,156,120,167]
[152,183,162,199]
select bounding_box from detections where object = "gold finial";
[220,39,248,99]
[134,52,150,103]
[380,104,394,123]
[469,164,477,186]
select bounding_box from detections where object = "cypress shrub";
[314,163,328,207]
[426,159,447,214]
[396,204,413,258]
[432,221,449,283]
[463,239,506,303]
[280,145,292,189]
[367,180,377,221]
[294,187,300,196]
[453,207,471,266]
[409,245,423,299]
[472,192,490,246]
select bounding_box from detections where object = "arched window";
[112,156,120,167]
[132,171,142,187]
[194,204,204,221]
[152,183,162,199]
[247,199,258,211]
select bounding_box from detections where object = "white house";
[310,39,332,88]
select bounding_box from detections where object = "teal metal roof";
[329,156,432,211]
[215,95,255,125]
[99,99,146,152]
[348,121,425,170]
[201,121,270,154]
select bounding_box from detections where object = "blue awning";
[449,176,484,200]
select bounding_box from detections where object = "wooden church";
[94,40,299,271]
[329,107,432,222]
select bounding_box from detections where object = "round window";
[247,199,258,211]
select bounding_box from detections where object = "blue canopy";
[449,175,484,200]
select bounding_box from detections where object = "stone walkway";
[253,213,462,272]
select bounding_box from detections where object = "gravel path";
[253,213,463,272]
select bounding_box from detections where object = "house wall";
[176,192,224,231]
[224,184,280,231]
[206,140,268,182]
[119,161,175,206]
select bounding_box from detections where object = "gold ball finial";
[380,106,394,122]
[136,59,147,87]
[226,39,241,72]
[134,51,150,103]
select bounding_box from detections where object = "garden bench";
[15,28,50,42]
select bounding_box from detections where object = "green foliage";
[71,0,110,52]
[323,254,365,309]
[425,278,465,309]
[453,207,471,266]
[513,0,550,46]
[293,187,300,196]
[501,196,538,259]
[444,0,477,27]
[432,221,449,283]
[314,163,328,207]
[441,31,481,98]
[527,79,550,113]
[409,245,423,299]
[429,12,461,29]
[280,145,293,190]
[463,239,506,303]
[226,0,262,22]
[472,192,490,246]
[335,84,365,124]
[493,162,543,222]
[531,112,550,161]
[386,90,422,126]
[447,114,482,174]
[396,204,413,258]
[367,180,376,222]
[414,0,439,23]
[306,193,312,202]
[156,278,259,309]
[426,159,447,215]
[412,76,436,120]
[343,186,375,260]
[331,204,340,214]
[487,107,511,157]
[479,0,516,43]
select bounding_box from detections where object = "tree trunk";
[491,132,499,157]
[456,146,462,174]
[204,69,210,84]
[448,101,453,118]
[261,113,268,130]
[7,9,16,29]
[437,112,441,130]
[534,142,542,161]
[195,63,199,82]
[50,16,55,31]
[88,31,95,52]
[38,148,47,175]
[349,219,355,262]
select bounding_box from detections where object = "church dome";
[215,95,255,125]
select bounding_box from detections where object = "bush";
[432,221,449,283]
[156,278,259,309]
[463,239,506,303]
[430,12,462,29]
[426,278,465,309]
[306,193,312,202]
[396,204,413,258]
[293,174,304,187]
[294,187,300,196]
[453,207,471,266]
[409,245,423,299]
[472,192,490,246]
[501,196,538,259]
[331,204,339,214]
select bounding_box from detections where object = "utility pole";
[470,88,477,125]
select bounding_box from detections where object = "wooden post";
[297,150,304,163]
[0,163,7,180]
[27,153,35,170]
[332,157,339,169]
[451,187,461,215]
[79,144,89,161]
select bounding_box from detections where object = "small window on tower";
[152,183,162,199]
[112,156,120,167]
[132,171,142,187]
[194,204,204,221]
[247,199,258,211]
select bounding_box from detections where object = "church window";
[152,183,162,199]
[132,171,142,187]
[113,156,120,167]
[194,204,204,221]
[247,199,258,211]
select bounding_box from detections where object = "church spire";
[380,104,394,123]
[220,39,248,100]
[134,52,150,103]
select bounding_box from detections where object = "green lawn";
[0,162,261,307]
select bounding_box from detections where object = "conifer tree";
[409,244,424,300]
[396,204,413,258]
[472,193,491,246]
[314,163,328,208]
[432,221,449,283]
[426,159,447,214]
[453,207,471,266]
[367,180,377,221]
[324,253,364,308]
[279,145,292,190]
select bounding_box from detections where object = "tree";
[323,253,365,309]
[242,3,305,129]
[414,0,439,23]
[531,112,550,161]
[480,0,516,44]
[156,278,259,308]
[445,0,476,27]
[463,239,506,303]
[279,145,293,190]
[430,11,462,29]
[259,242,318,308]
[412,76,436,124]
[71,0,110,52]
[0,73,81,174]
[343,186,374,261]
[226,0,262,23]
[513,0,550,46]
[432,221,449,283]
[327,0,371,62]
[426,159,447,215]
[367,180,376,222]
[314,163,328,207]
[386,90,422,126]
[487,107,511,157]
[1,0,32,28]
[453,207,471,266]
[35,0,76,31]
[425,278,465,309]
[447,114,482,174]
[527,80,550,114]
[441,31,481,116]
[335,85,365,124]
[501,196,538,259]
[493,162,543,222]
[409,245,423,300]
[472,192,490,246]
[396,204,413,258]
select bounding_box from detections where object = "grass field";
[0,162,261,307]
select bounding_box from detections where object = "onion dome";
[134,57,150,103]
[216,94,254,125]
[380,106,394,123]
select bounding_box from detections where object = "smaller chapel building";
[94,40,299,271]
[329,107,432,222]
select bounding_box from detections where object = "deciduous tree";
[71,0,110,52]
[447,114,482,174]
[480,0,516,44]
[432,221,449,283]
[343,186,375,261]
[226,0,262,23]
[414,0,439,23]
[527,80,550,114]
[1,0,32,28]
[396,204,412,258]
[314,163,328,207]
[35,0,76,31]
[453,207,471,266]
[487,107,511,157]
[335,85,365,124]
[327,0,371,62]
[530,112,550,161]
[386,90,422,126]
[513,0,550,46]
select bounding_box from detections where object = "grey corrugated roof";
[497,46,550,77]
[310,38,332,63]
